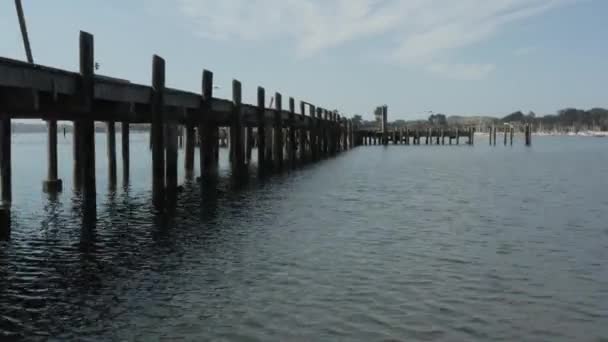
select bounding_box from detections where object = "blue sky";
[1,0,606,120]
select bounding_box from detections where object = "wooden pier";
[0,31,357,237]
[0,30,535,238]
[355,127,476,146]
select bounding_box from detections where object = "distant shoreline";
[475,131,608,137]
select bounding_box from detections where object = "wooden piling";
[79,32,96,206]
[324,108,332,157]
[151,55,166,210]
[309,105,317,160]
[257,87,267,171]
[43,119,62,193]
[471,127,475,145]
[273,93,283,169]
[510,126,514,146]
[73,120,82,190]
[184,120,195,178]
[0,203,9,239]
[245,125,253,164]
[288,97,297,167]
[503,126,508,146]
[0,114,11,204]
[456,129,460,145]
[121,122,130,185]
[298,101,306,162]
[525,124,532,146]
[200,70,217,178]
[300,102,308,162]
[231,80,246,175]
[106,121,117,188]
[493,126,497,146]
[166,121,178,202]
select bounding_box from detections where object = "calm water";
[1,133,607,341]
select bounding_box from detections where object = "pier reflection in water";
[1,135,607,341]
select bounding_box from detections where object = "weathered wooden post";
[184,116,195,178]
[166,119,178,203]
[493,125,497,146]
[436,129,440,145]
[510,126,514,146]
[245,124,253,164]
[525,123,532,146]
[151,55,166,210]
[231,80,246,175]
[471,127,475,145]
[254,88,265,173]
[121,122,130,185]
[0,202,9,240]
[0,114,11,204]
[273,92,284,169]
[199,70,217,178]
[309,105,317,160]
[334,113,340,153]
[299,101,307,162]
[265,100,274,167]
[178,126,184,149]
[106,121,117,188]
[381,106,388,146]
[73,121,82,190]
[43,120,62,193]
[80,31,96,208]
[288,97,296,167]
[321,109,328,156]
[456,128,460,145]
[349,120,354,149]
[327,109,333,155]
[489,126,493,146]
[503,126,508,146]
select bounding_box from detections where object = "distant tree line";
[501,108,608,132]
[352,108,608,132]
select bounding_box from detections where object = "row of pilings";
[0,31,356,239]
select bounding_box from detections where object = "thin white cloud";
[174,0,575,80]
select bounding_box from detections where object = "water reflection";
[1,138,608,340]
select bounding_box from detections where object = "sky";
[1,0,607,120]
